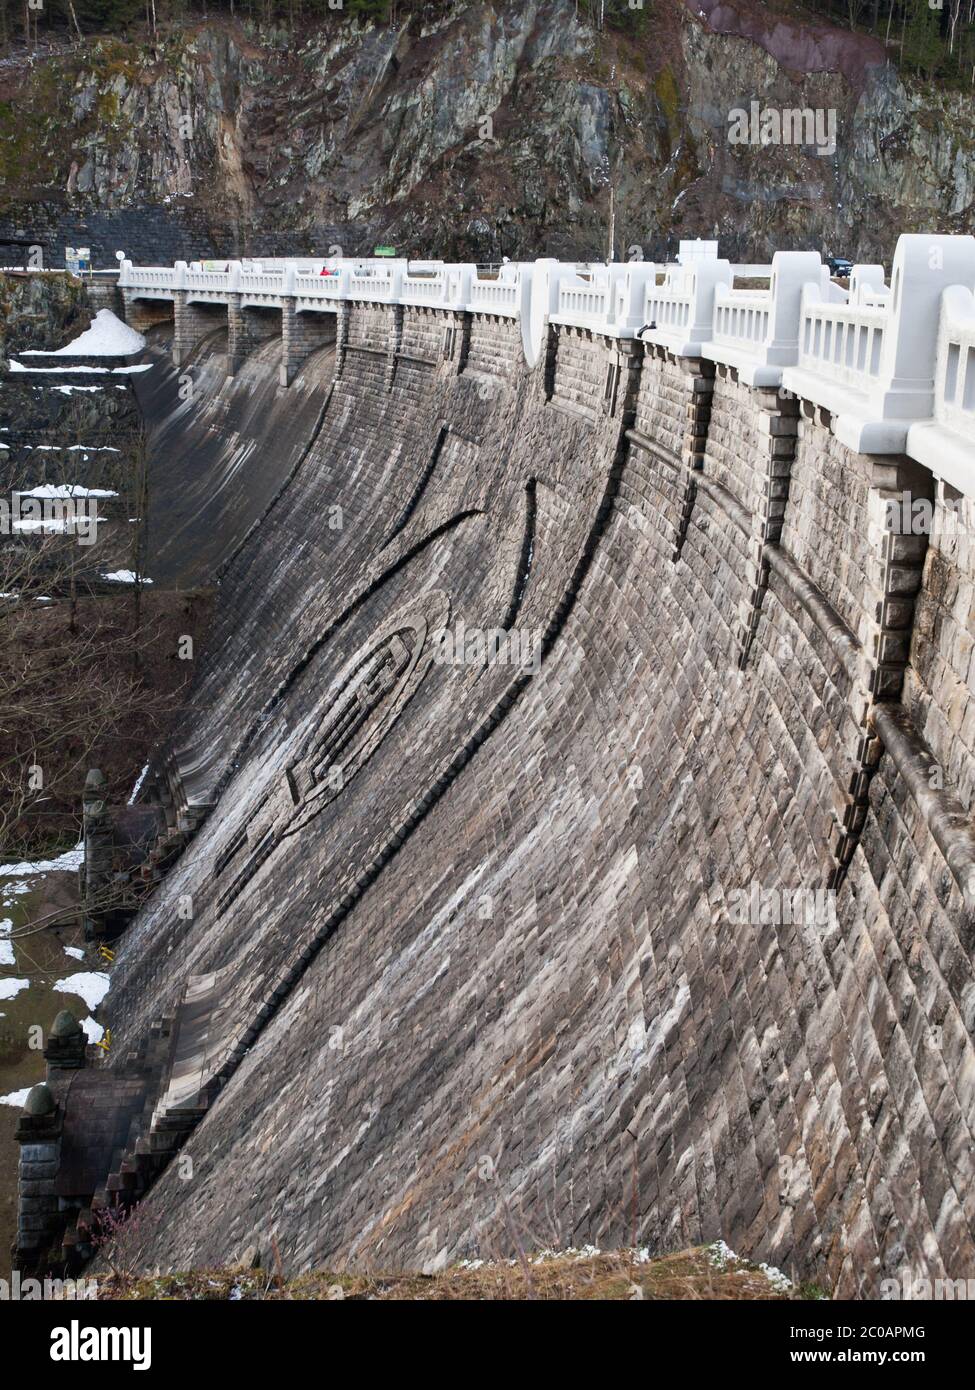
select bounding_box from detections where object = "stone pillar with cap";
[13,1082,63,1273]
[45,1010,87,1071]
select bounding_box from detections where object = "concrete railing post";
[871,233,975,422]
[763,251,824,364]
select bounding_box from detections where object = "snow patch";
[0,1088,31,1108]
[81,1016,104,1044]
[19,485,118,499]
[21,309,146,357]
[759,1262,793,1292]
[53,972,110,1010]
[0,845,83,877]
[707,1241,740,1270]
[101,570,153,584]
[23,444,120,453]
[9,360,150,375]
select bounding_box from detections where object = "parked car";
[826,255,853,278]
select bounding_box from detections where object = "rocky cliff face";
[0,272,90,357]
[0,3,972,263]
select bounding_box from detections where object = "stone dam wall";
[32,298,975,1296]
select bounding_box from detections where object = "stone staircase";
[59,968,236,1271]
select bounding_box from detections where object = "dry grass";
[95,1244,829,1302]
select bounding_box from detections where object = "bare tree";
[0,526,173,862]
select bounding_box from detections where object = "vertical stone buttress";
[674,356,715,563]
[226,298,280,378]
[333,301,351,381]
[437,309,467,375]
[172,291,221,369]
[736,383,800,670]
[82,768,113,941]
[830,434,931,886]
[386,304,405,392]
[625,347,714,562]
[279,304,337,387]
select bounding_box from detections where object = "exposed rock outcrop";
[0,3,972,264]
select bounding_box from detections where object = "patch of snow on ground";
[53,971,109,1010]
[21,309,145,356]
[0,917,13,967]
[0,979,30,1002]
[24,444,120,453]
[13,519,78,533]
[81,1016,104,1044]
[101,570,153,584]
[9,361,150,374]
[19,485,118,499]
[0,1088,31,1108]
[0,845,83,877]
[63,946,85,961]
[10,361,108,373]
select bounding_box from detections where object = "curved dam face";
[97,304,975,1296]
[132,325,337,587]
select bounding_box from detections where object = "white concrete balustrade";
[119,234,975,470]
[799,267,889,386]
[642,259,732,359]
[401,263,473,310]
[550,262,658,337]
[783,235,975,453]
[706,252,827,386]
[468,263,522,317]
[937,289,975,438]
[293,267,349,304]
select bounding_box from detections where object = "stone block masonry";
[280,305,336,387]
[74,279,975,1299]
[227,300,281,378]
[122,289,175,338]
